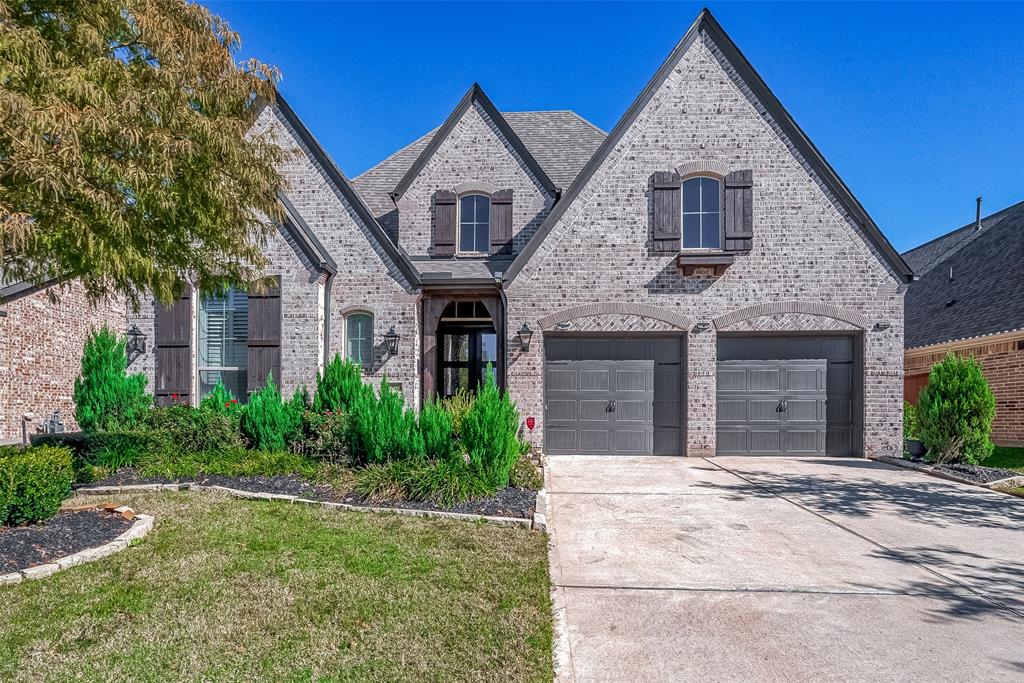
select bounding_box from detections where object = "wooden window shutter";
[490,189,514,255]
[652,171,682,251]
[724,169,754,252]
[247,276,282,394]
[432,190,457,257]
[154,289,192,406]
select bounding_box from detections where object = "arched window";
[459,194,490,253]
[346,312,373,369]
[682,176,721,249]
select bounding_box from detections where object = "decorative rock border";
[74,482,541,530]
[0,507,154,585]
[876,456,1024,492]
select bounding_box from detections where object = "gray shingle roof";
[903,200,1024,348]
[351,110,606,221]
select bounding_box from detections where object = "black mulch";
[936,462,1021,484]
[0,509,133,573]
[81,470,537,519]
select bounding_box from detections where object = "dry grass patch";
[0,492,552,682]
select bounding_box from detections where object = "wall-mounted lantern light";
[383,326,400,355]
[126,324,147,366]
[517,323,534,353]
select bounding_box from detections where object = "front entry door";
[438,326,498,397]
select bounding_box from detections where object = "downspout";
[323,270,333,369]
[497,274,509,394]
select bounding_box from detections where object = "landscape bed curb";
[876,456,1024,491]
[0,508,154,586]
[73,482,541,530]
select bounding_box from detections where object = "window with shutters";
[458,194,490,254]
[682,177,721,250]
[346,312,374,370]
[198,288,249,402]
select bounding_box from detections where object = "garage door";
[544,337,683,455]
[717,336,859,456]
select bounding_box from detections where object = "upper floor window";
[199,287,248,402]
[682,176,721,250]
[346,312,373,370]
[459,194,490,254]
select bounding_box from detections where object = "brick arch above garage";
[713,301,870,332]
[537,302,694,332]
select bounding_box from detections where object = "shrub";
[903,400,920,441]
[441,388,474,437]
[509,452,543,491]
[293,410,350,461]
[240,376,291,451]
[314,355,368,412]
[73,326,151,432]
[917,353,996,465]
[348,378,425,465]
[285,385,310,446]
[461,369,522,489]
[199,381,241,421]
[420,399,458,462]
[139,448,314,480]
[145,405,245,455]
[0,445,73,525]
[356,459,491,506]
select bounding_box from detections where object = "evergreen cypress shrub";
[917,353,996,464]
[420,399,458,462]
[240,375,291,451]
[73,326,152,432]
[0,445,73,525]
[348,377,424,464]
[314,354,367,412]
[285,385,310,447]
[461,369,522,489]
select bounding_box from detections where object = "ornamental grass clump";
[0,445,73,525]
[73,326,152,432]
[917,353,996,465]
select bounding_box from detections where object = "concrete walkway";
[546,456,1024,682]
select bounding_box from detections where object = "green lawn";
[987,446,1024,473]
[0,493,553,682]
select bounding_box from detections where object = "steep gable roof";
[904,200,1024,348]
[272,93,421,287]
[503,8,913,284]
[352,111,605,221]
[391,84,559,199]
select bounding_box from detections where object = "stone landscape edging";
[0,509,154,586]
[876,456,1024,492]
[73,482,538,530]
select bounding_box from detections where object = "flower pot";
[905,439,927,459]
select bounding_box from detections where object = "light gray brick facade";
[505,33,906,458]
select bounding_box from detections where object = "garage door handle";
[777,400,788,412]
[607,400,616,412]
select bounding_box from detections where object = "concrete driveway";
[546,456,1024,682]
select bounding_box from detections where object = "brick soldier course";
[5,10,916,457]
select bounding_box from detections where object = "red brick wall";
[0,282,126,442]
[905,337,1024,447]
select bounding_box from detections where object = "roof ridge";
[902,199,1024,258]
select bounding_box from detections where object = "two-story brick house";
[128,10,912,458]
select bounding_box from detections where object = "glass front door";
[439,327,498,397]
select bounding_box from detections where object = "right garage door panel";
[717,335,860,456]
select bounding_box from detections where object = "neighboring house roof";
[502,9,914,284]
[903,200,1024,349]
[272,93,421,287]
[390,84,559,200]
[352,109,606,221]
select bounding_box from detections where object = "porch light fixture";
[383,326,400,355]
[126,324,147,366]
[517,323,534,352]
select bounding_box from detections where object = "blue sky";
[206,1,1023,252]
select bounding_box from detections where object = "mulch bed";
[904,458,1020,484]
[0,508,133,573]
[83,470,537,519]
